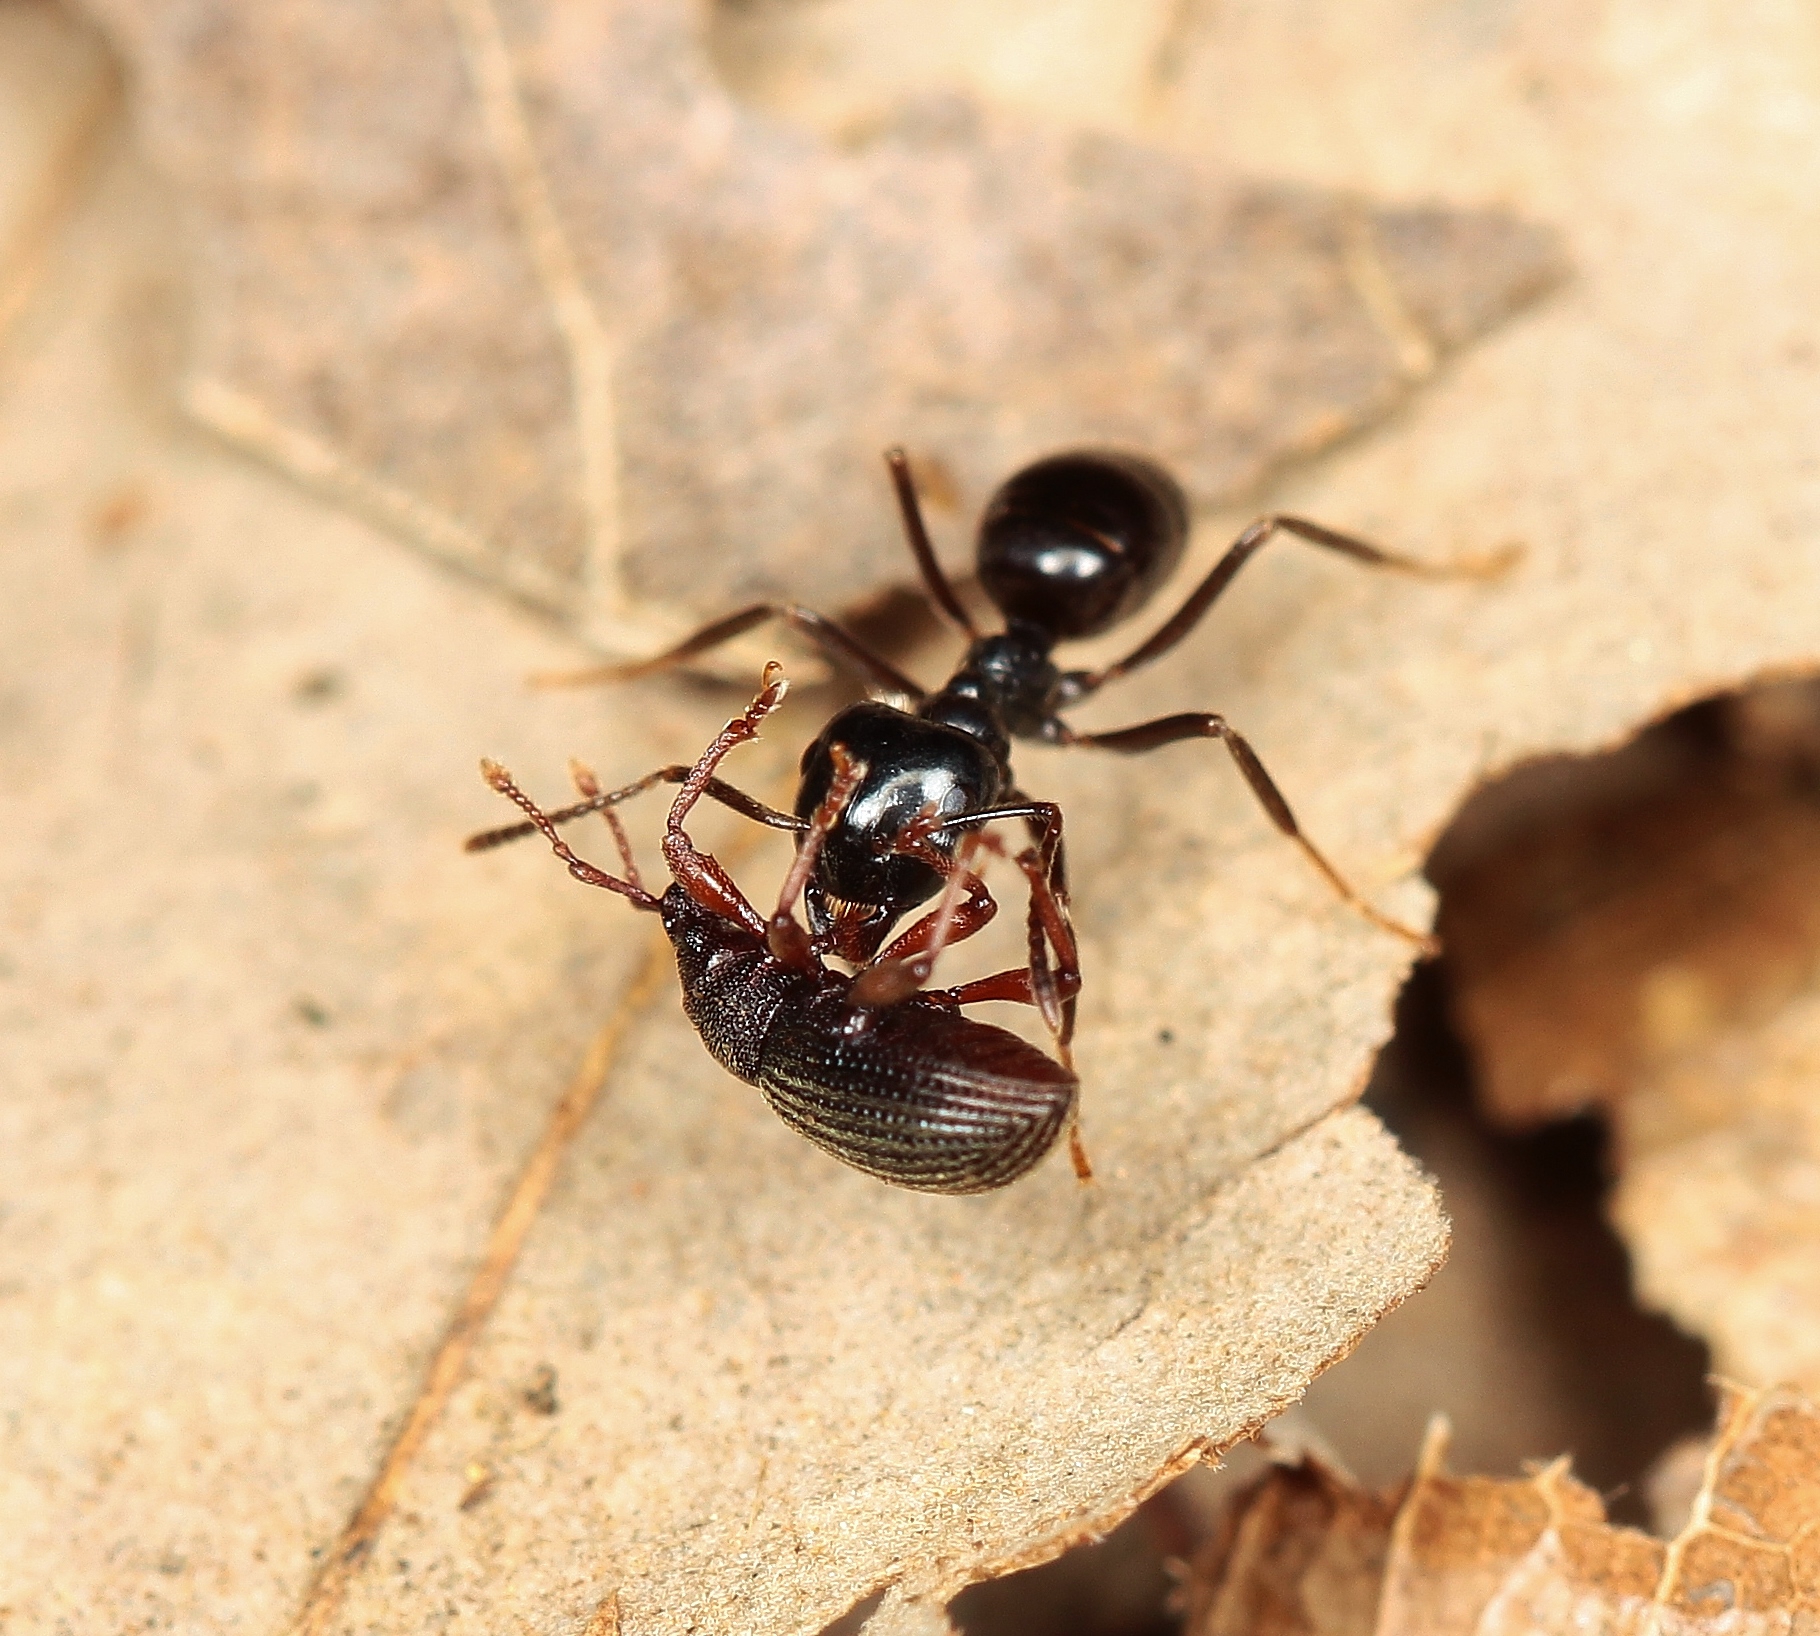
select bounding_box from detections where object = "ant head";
[795,702,1007,944]
[976,451,1188,641]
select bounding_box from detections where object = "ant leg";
[766,744,867,972]
[883,447,978,638]
[532,603,926,701]
[655,666,794,941]
[1059,515,1515,701]
[1060,714,1437,951]
[465,767,804,854]
[476,761,661,912]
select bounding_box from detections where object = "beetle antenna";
[479,759,661,911]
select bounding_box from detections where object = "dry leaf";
[7,0,1820,1632]
[1435,683,1820,1129]
[1431,666,1820,1396]
[71,0,1560,641]
[1616,986,1820,1395]
[0,20,1450,1632]
[1185,1385,1820,1635]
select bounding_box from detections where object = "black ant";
[474,447,1478,1060]
[479,666,1080,1194]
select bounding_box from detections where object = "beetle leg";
[569,760,644,895]
[657,666,791,941]
[847,846,997,1011]
[918,965,1081,1009]
[477,761,662,912]
[926,801,1080,1056]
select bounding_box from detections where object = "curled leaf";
[1185,1385,1820,1635]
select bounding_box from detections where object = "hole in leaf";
[820,1584,889,1636]
[1304,676,1820,1522]
[1302,960,1714,1527]
[949,1490,1191,1636]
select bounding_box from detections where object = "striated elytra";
[665,885,1076,1193]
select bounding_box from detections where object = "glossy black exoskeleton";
[783,451,1197,969]
[476,668,1079,1194]
[476,447,1467,1027]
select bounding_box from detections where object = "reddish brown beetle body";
[476,671,1080,1195]
[662,885,1075,1193]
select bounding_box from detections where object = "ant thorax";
[920,626,1058,745]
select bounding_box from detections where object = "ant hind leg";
[1062,712,1437,952]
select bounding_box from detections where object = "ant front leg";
[533,602,926,702]
[1058,713,1437,952]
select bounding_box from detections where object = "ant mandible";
[480,665,1081,1194]
[474,447,1471,1046]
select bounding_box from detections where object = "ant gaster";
[478,666,1081,1195]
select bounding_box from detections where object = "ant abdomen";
[977,450,1189,640]
[760,989,1078,1195]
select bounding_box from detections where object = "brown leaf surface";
[69,0,1560,642]
[1436,684,1820,1129]
[1185,1385,1820,1635]
[0,16,1454,1632]
[5,0,1820,1633]
[1433,632,1820,1394]
[1616,986,1820,1395]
